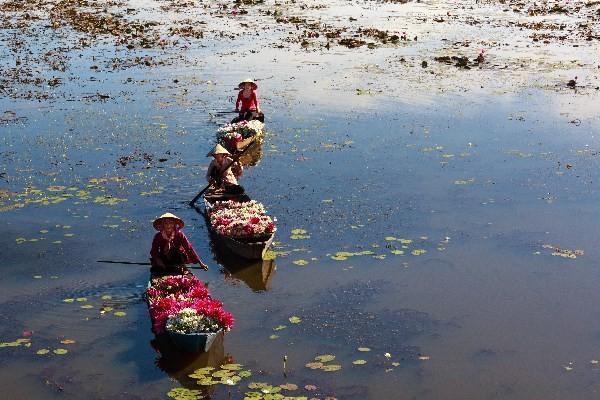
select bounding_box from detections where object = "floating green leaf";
[279,383,298,391]
[391,250,404,255]
[75,297,87,302]
[411,249,427,256]
[53,348,68,355]
[357,347,371,352]
[0,340,26,348]
[352,359,367,365]
[238,370,252,378]
[321,364,342,372]
[212,370,234,378]
[36,349,50,355]
[63,298,75,303]
[305,362,323,369]
[288,316,301,324]
[114,311,127,317]
[248,382,270,389]
[80,304,93,309]
[221,363,242,371]
[167,387,203,400]
[269,334,279,340]
[273,325,287,331]
[314,354,335,362]
[292,259,309,266]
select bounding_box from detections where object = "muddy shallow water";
[1,0,600,399]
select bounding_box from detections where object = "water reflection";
[213,245,277,292]
[152,332,228,391]
[237,140,263,167]
[193,201,277,291]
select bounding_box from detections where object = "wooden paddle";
[189,140,256,206]
[96,260,208,270]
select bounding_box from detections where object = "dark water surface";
[2,1,600,399]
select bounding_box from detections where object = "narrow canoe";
[147,268,221,353]
[203,191,275,260]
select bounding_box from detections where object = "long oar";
[189,140,256,206]
[96,260,207,270]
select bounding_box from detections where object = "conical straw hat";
[153,212,184,231]
[238,78,257,90]
[206,143,231,157]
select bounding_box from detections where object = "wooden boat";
[146,268,221,353]
[221,130,264,167]
[203,191,275,260]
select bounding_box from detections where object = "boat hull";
[203,193,275,260]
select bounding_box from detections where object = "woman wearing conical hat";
[150,212,208,273]
[232,78,264,123]
[206,144,244,195]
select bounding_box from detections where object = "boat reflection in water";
[237,139,263,167]
[211,242,276,292]
[151,332,229,392]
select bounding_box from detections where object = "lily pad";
[53,348,68,355]
[36,349,50,355]
[321,364,342,372]
[114,311,127,317]
[305,362,324,369]
[289,316,301,324]
[238,370,252,378]
[314,354,335,362]
[352,359,367,365]
[221,363,242,371]
[167,387,203,400]
[279,383,298,391]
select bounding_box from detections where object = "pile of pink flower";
[209,200,276,238]
[146,275,234,334]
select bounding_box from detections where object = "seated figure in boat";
[206,144,244,195]
[232,78,264,123]
[150,212,208,273]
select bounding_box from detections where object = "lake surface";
[1,0,600,399]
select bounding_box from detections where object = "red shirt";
[236,90,259,112]
[150,230,201,264]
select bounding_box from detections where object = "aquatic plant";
[147,276,233,334]
[166,308,222,334]
[209,200,276,238]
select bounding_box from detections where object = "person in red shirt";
[150,212,208,273]
[233,78,264,123]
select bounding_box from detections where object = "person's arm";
[206,160,215,183]
[178,231,208,270]
[235,91,242,111]
[253,91,261,113]
[233,161,243,178]
[150,234,166,268]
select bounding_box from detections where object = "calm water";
[1,0,600,399]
